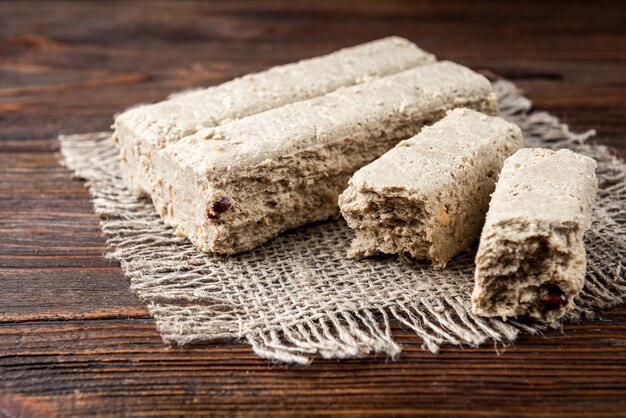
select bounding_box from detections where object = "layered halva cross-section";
[112,37,436,196]
[150,62,497,254]
[339,108,523,267]
[471,148,598,322]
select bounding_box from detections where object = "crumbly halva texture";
[338,108,522,267]
[471,148,598,323]
[112,37,436,195]
[150,61,498,254]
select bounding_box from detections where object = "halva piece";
[472,148,598,322]
[339,108,522,267]
[151,62,498,254]
[112,37,436,195]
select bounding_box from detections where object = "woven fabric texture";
[60,80,626,364]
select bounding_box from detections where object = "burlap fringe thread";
[59,80,626,365]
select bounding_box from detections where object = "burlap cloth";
[59,80,626,364]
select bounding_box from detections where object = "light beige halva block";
[112,37,436,196]
[339,108,522,267]
[472,148,598,322]
[150,62,497,254]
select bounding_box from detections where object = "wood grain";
[1,1,625,416]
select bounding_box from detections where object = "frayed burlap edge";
[59,80,626,365]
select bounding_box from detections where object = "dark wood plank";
[1,0,625,416]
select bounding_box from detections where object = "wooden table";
[1,1,625,416]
